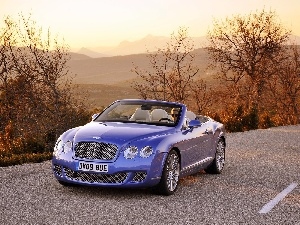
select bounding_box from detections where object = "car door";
[176,124,211,172]
[200,121,214,156]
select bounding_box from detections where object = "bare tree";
[132,27,200,104]
[266,45,300,125]
[189,79,213,114]
[207,9,291,111]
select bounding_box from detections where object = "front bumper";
[52,152,167,188]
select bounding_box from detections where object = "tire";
[153,150,180,196]
[205,139,225,174]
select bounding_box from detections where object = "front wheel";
[153,150,180,196]
[205,139,225,174]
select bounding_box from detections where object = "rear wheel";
[205,139,225,174]
[153,150,180,195]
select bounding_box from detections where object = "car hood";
[73,122,173,145]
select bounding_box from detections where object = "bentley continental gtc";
[52,99,226,195]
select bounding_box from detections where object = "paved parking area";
[0,125,299,224]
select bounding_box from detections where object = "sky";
[1,0,300,51]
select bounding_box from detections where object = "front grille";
[53,164,62,177]
[132,172,147,182]
[64,167,128,184]
[75,142,118,160]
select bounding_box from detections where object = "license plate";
[78,162,108,173]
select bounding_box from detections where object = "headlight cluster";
[140,146,153,158]
[63,141,73,153]
[124,145,153,159]
[53,139,73,155]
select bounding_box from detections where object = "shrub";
[0,152,52,167]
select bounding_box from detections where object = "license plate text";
[78,162,108,173]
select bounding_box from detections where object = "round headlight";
[124,146,138,159]
[140,146,153,158]
[63,140,73,153]
[53,139,63,156]
[54,140,63,154]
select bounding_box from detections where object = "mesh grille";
[64,167,128,184]
[53,164,62,177]
[75,142,118,160]
[132,172,147,182]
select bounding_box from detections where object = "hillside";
[69,52,92,60]
[69,39,300,107]
[70,48,212,109]
[68,48,211,85]
[74,83,139,109]
[77,48,109,58]
[68,34,300,85]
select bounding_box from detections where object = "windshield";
[94,100,182,127]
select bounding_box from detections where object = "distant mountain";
[69,52,92,60]
[289,35,300,44]
[81,35,209,57]
[81,34,300,58]
[77,47,109,58]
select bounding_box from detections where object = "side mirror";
[188,119,202,128]
[91,113,99,120]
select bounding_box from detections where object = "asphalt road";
[1,125,300,224]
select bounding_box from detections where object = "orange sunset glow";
[1,0,300,51]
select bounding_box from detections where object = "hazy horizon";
[1,0,300,51]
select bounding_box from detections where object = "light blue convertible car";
[52,99,226,195]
